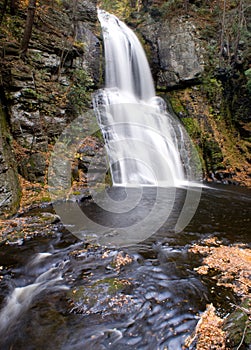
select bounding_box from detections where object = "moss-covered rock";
[223,298,251,349]
[0,103,21,217]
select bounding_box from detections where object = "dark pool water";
[0,184,250,349]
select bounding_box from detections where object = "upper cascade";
[97,9,155,102]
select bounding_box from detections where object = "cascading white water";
[0,253,69,335]
[99,9,155,101]
[94,10,193,186]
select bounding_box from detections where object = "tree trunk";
[219,0,226,62]
[0,0,8,25]
[233,0,244,64]
[20,0,36,57]
[184,0,189,12]
[10,0,16,15]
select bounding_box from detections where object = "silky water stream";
[0,10,250,350]
[93,10,198,187]
[0,185,250,349]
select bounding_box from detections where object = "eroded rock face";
[138,16,204,88]
[0,0,101,187]
[0,0,101,215]
[0,104,21,217]
[157,18,204,88]
[76,24,101,86]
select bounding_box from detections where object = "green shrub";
[244,68,251,94]
[67,68,93,113]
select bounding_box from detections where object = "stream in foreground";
[0,184,250,349]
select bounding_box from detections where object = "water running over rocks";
[93,10,200,186]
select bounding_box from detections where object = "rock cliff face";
[0,0,101,216]
[157,18,204,87]
[133,2,250,185]
[0,102,21,216]
[139,15,204,88]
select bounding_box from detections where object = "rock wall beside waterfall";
[138,15,204,88]
[0,0,101,216]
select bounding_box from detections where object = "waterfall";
[93,10,195,187]
[98,9,155,101]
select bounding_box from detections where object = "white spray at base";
[93,10,201,187]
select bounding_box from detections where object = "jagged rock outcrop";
[138,15,204,88]
[157,18,204,88]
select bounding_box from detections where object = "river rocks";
[0,212,61,244]
[38,212,60,224]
